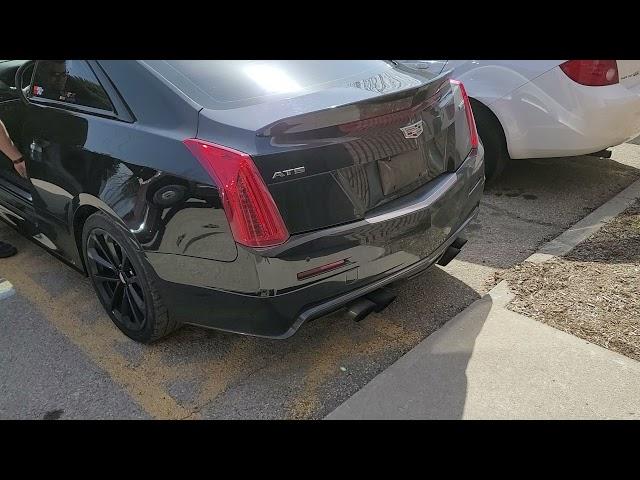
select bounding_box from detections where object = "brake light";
[183,139,289,248]
[560,60,619,86]
[450,79,479,151]
[339,109,415,133]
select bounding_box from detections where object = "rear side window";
[31,60,113,111]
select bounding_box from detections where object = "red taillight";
[450,79,479,151]
[183,139,289,248]
[560,60,619,86]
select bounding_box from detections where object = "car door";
[0,60,36,229]
[16,60,132,262]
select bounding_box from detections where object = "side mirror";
[14,60,35,106]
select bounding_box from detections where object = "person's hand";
[13,159,27,178]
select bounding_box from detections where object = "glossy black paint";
[194,66,470,234]
[0,60,484,338]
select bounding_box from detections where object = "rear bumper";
[277,206,478,338]
[493,66,640,159]
[147,147,484,338]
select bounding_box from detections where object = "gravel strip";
[495,201,640,361]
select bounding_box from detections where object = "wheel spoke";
[92,234,110,261]
[96,234,119,269]
[94,274,119,283]
[127,284,144,311]
[106,236,123,269]
[121,255,131,272]
[109,282,124,312]
[87,247,117,272]
[120,287,131,318]
[126,288,143,324]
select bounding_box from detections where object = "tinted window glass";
[32,60,113,111]
[147,60,395,107]
[0,60,32,96]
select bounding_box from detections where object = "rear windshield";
[143,60,396,109]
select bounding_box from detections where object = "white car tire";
[471,99,510,183]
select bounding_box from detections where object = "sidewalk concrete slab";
[326,282,640,419]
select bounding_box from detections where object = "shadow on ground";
[155,264,482,419]
[326,293,493,419]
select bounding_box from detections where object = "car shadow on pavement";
[325,289,492,419]
[413,293,492,419]
[175,265,484,419]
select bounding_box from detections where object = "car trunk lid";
[192,62,474,236]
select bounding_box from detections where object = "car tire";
[82,211,179,343]
[470,99,510,184]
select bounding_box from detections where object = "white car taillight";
[560,60,619,86]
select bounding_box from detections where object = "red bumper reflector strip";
[297,259,349,281]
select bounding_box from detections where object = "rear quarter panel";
[445,60,563,105]
[21,61,239,269]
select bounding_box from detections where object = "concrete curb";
[526,178,640,264]
[495,175,640,302]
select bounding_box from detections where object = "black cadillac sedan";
[0,60,484,343]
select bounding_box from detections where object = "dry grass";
[496,201,640,361]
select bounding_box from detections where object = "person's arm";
[0,119,27,178]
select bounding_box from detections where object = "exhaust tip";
[365,287,397,312]
[346,287,397,322]
[346,298,378,322]
[437,237,468,266]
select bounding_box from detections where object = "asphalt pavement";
[1,142,640,419]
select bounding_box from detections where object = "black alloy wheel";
[86,228,147,332]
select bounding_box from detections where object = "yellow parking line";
[5,265,193,420]
[3,242,271,419]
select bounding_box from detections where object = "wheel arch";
[71,194,132,274]
[469,97,511,182]
[469,97,508,149]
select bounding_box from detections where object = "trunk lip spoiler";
[256,69,453,138]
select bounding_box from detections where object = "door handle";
[29,139,50,155]
[30,140,43,154]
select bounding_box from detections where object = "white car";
[398,60,640,181]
